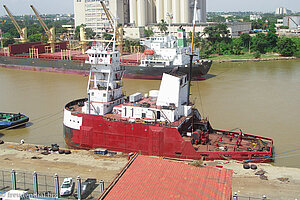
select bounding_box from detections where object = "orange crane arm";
[3,5,23,38]
[30,5,51,38]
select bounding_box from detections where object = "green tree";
[144,27,154,38]
[252,33,268,54]
[277,37,297,57]
[158,19,168,34]
[231,38,243,55]
[252,19,264,29]
[266,32,278,52]
[28,34,42,42]
[103,32,113,40]
[204,24,230,44]
[2,33,15,47]
[198,39,212,59]
[240,33,251,48]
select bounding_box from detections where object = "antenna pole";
[188,0,198,105]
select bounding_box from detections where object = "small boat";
[0,112,29,130]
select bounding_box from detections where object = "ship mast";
[187,0,198,105]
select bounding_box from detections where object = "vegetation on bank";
[187,24,300,60]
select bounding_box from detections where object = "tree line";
[189,24,299,58]
[0,16,73,47]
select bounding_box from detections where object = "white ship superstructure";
[82,45,125,116]
[140,28,200,68]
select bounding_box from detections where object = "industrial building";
[129,0,207,26]
[74,0,129,35]
[74,0,206,34]
[275,7,292,15]
[283,16,300,30]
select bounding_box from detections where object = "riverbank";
[210,53,297,63]
[0,141,300,199]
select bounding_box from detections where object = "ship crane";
[99,1,123,54]
[30,5,56,53]
[3,5,28,43]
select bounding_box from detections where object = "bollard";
[233,192,238,200]
[33,171,38,196]
[54,174,60,198]
[11,169,16,190]
[100,180,104,193]
[77,176,82,200]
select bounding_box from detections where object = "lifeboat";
[144,49,155,55]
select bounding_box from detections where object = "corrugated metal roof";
[104,156,233,200]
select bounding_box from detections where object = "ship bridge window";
[157,111,161,120]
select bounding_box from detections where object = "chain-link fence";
[0,169,110,199]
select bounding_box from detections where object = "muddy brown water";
[0,59,299,168]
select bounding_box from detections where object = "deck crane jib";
[30,5,56,53]
[99,1,123,55]
[3,5,28,43]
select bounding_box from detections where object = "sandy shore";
[0,142,128,184]
[0,142,300,199]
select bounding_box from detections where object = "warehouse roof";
[102,155,233,200]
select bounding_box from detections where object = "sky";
[0,0,299,16]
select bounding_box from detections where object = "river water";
[0,60,299,168]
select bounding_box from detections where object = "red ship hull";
[63,101,274,163]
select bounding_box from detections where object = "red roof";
[103,156,233,200]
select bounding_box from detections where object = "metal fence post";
[23,173,26,191]
[54,174,60,198]
[44,175,47,192]
[77,176,82,200]
[100,180,104,193]
[11,169,16,190]
[2,170,4,188]
[33,171,38,196]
